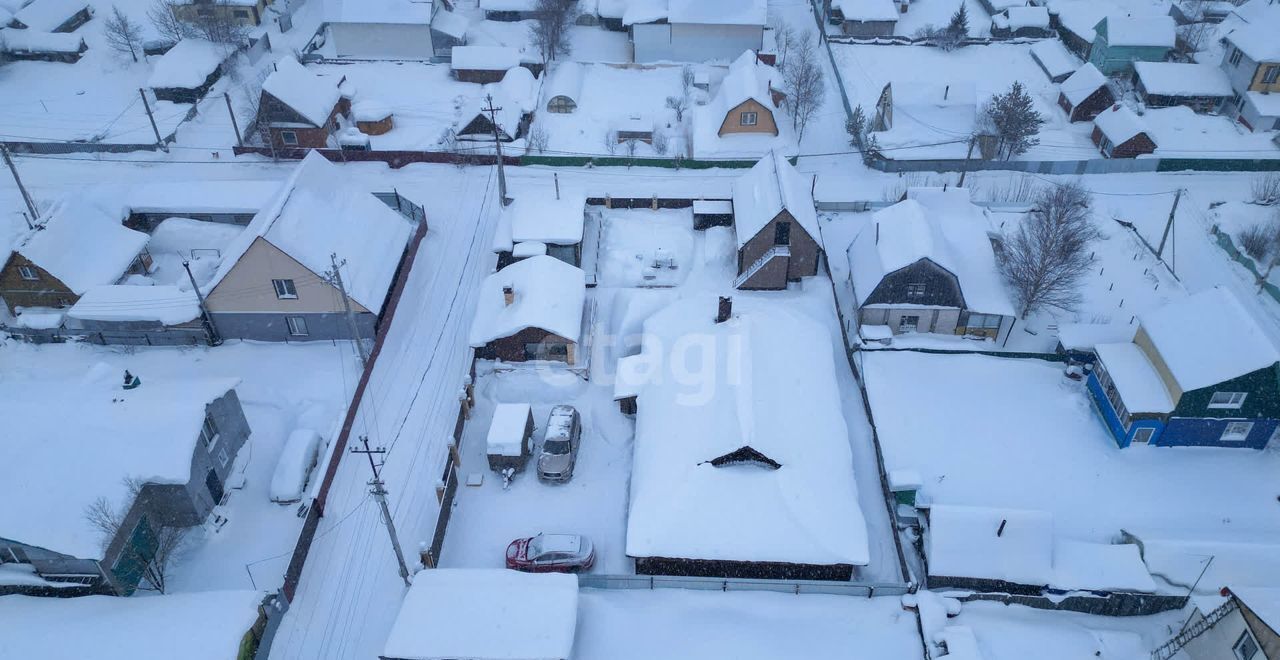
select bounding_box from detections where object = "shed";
[66,285,201,330]
[469,255,587,363]
[147,39,226,103]
[1057,63,1113,122]
[429,8,468,58]
[258,56,348,149]
[545,61,584,113]
[9,0,91,32]
[1133,62,1233,113]
[0,27,85,62]
[991,6,1050,37]
[492,189,587,266]
[486,403,534,472]
[692,199,734,230]
[452,45,522,83]
[1091,104,1156,158]
[352,100,393,135]
[1030,40,1080,83]
[830,0,899,37]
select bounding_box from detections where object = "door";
[205,469,225,504]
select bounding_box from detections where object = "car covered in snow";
[537,405,581,482]
[270,429,322,504]
[505,533,595,573]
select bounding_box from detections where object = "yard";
[942,599,1185,660]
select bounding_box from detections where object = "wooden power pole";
[351,435,412,587]
[482,94,510,206]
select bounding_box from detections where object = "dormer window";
[706,446,780,470]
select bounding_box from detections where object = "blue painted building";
[1087,287,1280,449]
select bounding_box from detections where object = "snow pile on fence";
[66,284,201,325]
[18,198,147,295]
[147,39,225,90]
[470,255,586,346]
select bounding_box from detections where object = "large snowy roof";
[207,152,413,311]
[625,296,869,566]
[11,0,85,31]
[324,0,431,23]
[1060,63,1106,106]
[713,51,781,125]
[262,56,342,127]
[668,0,766,26]
[1094,342,1174,414]
[847,188,1014,316]
[1140,286,1280,391]
[1030,39,1079,80]
[452,45,521,71]
[732,150,816,248]
[147,39,225,90]
[495,64,539,114]
[1221,0,1280,62]
[469,255,586,346]
[17,198,147,296]
[67,285,201,325]
[493,189,587,248]
[0,373,240,558]
[0,591,264,660]
[1097,15,1175,48]
[383,569,578,660]
[1093,104,1148,146]
[0,27,83,53]
[832,0,899,21]
[1133,62,1233,97]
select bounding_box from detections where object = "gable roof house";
[1087,286,1280,449]
[1057,62,1113,122]
[1173,587,1280,660]
[456,67,538,142]
[1134,61,1234,114]
[627,0,767,64]
[0,375,249,596]
[470,255,587,364]
[846,187,1015,343]
[624,296,869,581]
[0,199,150,315]
[731,151,820,290]
[1091,103,1156,158]
[8,0,92,32]
[323,0,435,60]
[0,27,87,63]
[1219,5,1280,132]
[256,56,349,150]
[147,39,228,104]
[828,0,899,37]
[491,188,588,268]
[201,152,415,342]
[713,51,785,137]
[1086,15,1175,75]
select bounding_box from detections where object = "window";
[1209,391,1247,409]
[200,414,220,449]
[233,8,248,17]
[899,315,919,332]
[906,283,926,298]
[217,447,230,468]
[740,111,758,126]
[196,6,214,16]
[1234,631,1259,660]
[1222,421,1254,442]
[1231,92,1244,110]
[280,130,299,145]
[1099,136,1114,158]
[774,221,791,246]
[1264,65,1280,84]
[1133,427,1155,444]
[966,313,1002,329]
[17,265,37,281]
[1229,47,1243,67]
[287,316,308,336]
[273,278,298,299]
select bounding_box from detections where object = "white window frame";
[287,316,309,337]
[200,414,220,450]
[217,447,230,468]
[1229,47,1243,67]
[906,283,926,298]
[1221,421,1254,442]
[1132,427,1155,444]
[899,315,920,332]
[1208,391,1247,409]
[1234,630,1260,660]
[273,278,298,299]
[280,130,299,145]
[1264,65,1280,84]
[17,265,38,281]
[739,111,758,126]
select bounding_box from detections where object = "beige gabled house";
[714,51,785,137]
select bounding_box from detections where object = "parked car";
[537,405,581,482]
[505,533,595,573]
[270,429,322,504]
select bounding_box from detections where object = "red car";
[505,533,595,573]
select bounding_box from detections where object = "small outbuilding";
[256,56,349,149]
[0,27,85,62]
[353,100,394,135]
[544,61,584,113]
[692,199,734,230]
[9,0,91,32]
[452,45,522,83]
[990,6,1050,37]
[491,189,587,268]
[1091,104,1156,158]
[469,255,587,364]
[147,39,227,104]
[1030,40,1080,83]
[1057,62,1113,122]
[486,403,535,472]
[829,0,899,37]
[1133,62,1233,113]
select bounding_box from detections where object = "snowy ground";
[595,207,696,287]
[946,600,1186,660]
[889,0,995,38]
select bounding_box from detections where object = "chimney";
[502,284,514,306]
[716,296,732,323]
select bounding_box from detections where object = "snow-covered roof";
[147,39,225,90]
[479,0,536,10]
[384,570,578,660]
[469,255,586,346]
[1052,1,1101,41]
[833,0,899,22]
[0,373,240,558]
[352,99,391,122]
[262,56,342,127]
[987,0,1026,10]
[0,591,264,660]
[1097,15,1175,48]
[11,0,85,31]
[67,285,201,325]
[1140,286,1280,391]
[0,26,83,53]
[498,189,587,246]
[937,627,985,660]
[1060,63,1106,106]
[431,8,468,38]
[625,296,869,567]
[452,45,521,71]
[732,150,816,248]
[1030,40,1078,80]
[545,61,585,104]
[496,65,539,113]
[994,6,1049,29]
[207,152,413,311]
[116,180,279,214]
[1093,104,1148,146]
[17,198,147,296]
[621,0,666,25]
[1134,62,1233,98]
[668,0,766,26]
[1222,10,1280,62]
[1095,341,1174,413]
[325,0,431,23]
[847,188,1014,316]
[1056,321,1134,351]
[1232,588,1280,629]
[457,86,523,138]
[713,50,781,123]
[487,403,531,456]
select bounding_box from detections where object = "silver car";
[537,405,581,482]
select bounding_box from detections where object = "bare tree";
[84,478,191,594]
[1176,21,1212,57]
[147,0,194,44]
[984,81,1044,160]
[625,137,639,161]
[681,65,695,97]
[1238,216,1280,288]
[772,20,797,68]
[1252,172,1280,205]
[652,128,669,155]
[602,130,618,155]
[529,0,574,65]
[996,183,1101,318]
[527,124,549,153]
[189,3,250,47]
[784,34,825,141]
[103,6,145,62]
[665,95,688,123]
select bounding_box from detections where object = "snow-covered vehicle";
[537,405,581,483]
[270,429,322,504]
[505,533,595,573]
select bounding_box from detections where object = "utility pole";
[224,92,243,147]
[553,172,560,200]
[327,253,369,366]
[1156,188,1182,261]
[482,94,510,206]
[350,435,412,587]
[138,88,167,153]
[957,136,977,188]
[183,260,222,347]
[2,145,40,222]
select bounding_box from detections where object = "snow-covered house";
[828,0,899,38]
[383,570,578,660]
[256,56,349,150]
[451,45,522,83]
[1057,62,1113,123]
[544,61,584,113]
[0,591,267,659]
[846,187,1015,343]
[709,51,784,138]
[456,67,538,142]
[628,0,767,64]
[0,27,86,62]
[323,0,435,60]
[0,375,249,596]
[8,0,91,32]
[990,6,1051,38]
[0,199,150,314]
[491,189,588,268]
[1088,287,1280,449]
[731,151,820,290]
[1172,587,1280,660]
[429,5,467,58]
[170,0,273,27]
[1086,15,1175,75]
[624,296,869,580]
[147,39,227,104]
[469,255,586,364]
[1134,62,1233,114]
[65,285,203,334]
[202,152,415,341]
[1030,40,1080,84]
[1219,4,1280,132]
[1091,104,1156,158]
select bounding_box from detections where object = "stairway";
[734,245,790,289]
[1150,599,1238,660]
